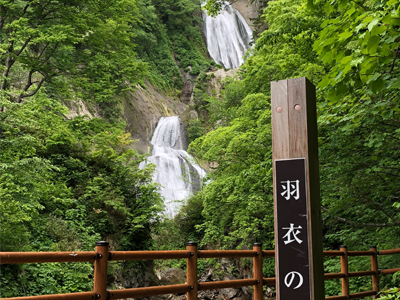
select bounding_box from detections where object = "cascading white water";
[144,116,205,218]
[203,2,253,69]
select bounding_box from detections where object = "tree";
[189,94,274,250]
[311,0,400,243]
[0,0,147,117]
[188,0,400,268]
[0,91,163,296]
[202,0,261,17]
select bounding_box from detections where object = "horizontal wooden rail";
[108,250,191,261]
[4,248,397,265]
[197,250,258,258]
[324,251,345,257]
[379,248,400,255]
[108,284,190,299]
[324,272,346,280]
[0,252,97,264]
[326,290,378,300]
[199,279,257,290]
[263,277,276,285]
[262,250,275,257]
[2,244,400,300]
[348,270,376,278]
[381,267,400,275]
[347,251,375,256]
[2,292,95,300]
[349,290,377,299]
[326,296,347,300]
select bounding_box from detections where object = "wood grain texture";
[2,292,96,300]
[253,244,263,300]
[109,284,190,299]
[108,250,191,261]
[370,246,379,300]
[94,244,109,299]
[271,79,288,298]
[271,77,324,300]
[186,243,198,300]
[198,279,257,291]
[0,252,96,264]
[340,246,350,298]
[271,79,289,161]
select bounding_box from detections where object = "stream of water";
[145,116,205,218]
[202,2,253,69]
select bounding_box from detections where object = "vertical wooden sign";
[271,77,324,300]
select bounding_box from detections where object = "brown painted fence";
[1,241,400,300]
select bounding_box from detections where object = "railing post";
[340,245,350,299]
[94,241,109,299]
[370,246,379,299]
[253,242,263,300]
[187,242,198,300]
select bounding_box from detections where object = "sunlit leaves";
[314,0,400,98]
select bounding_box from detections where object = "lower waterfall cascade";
[202,2,253,69]
[144,116,205,218]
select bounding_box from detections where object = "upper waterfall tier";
[145,116,205,218]
[203,2,253,69]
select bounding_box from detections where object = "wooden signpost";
[271,77,325,300]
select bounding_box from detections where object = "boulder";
[157,268,187,285]
[220,288,238,299]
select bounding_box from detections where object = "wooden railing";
[1,242,400,300]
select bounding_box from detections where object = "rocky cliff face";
[122,82,188,154]
[232,0,261,29]
[65,81,189,155]
[67,1,263,155]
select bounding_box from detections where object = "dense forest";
[1,0,400,298]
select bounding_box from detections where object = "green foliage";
[241,0,325,94]
[1,263,93,298]
[202,0,225,17]
[0,0,211,119]
[153,193,205,251]
[312,0,400,251]
[186,0,326,252]
[202,0,263,18]
[187,118,206,142]
[135,0,211,91]
[189,94,274,250]
[191,0,400,251]
[206,78,247,126]
[0,0,148,120]
[181,0,400,295]
[151,194,205,271]
[0,0,213,296]
[193,71,212,113]
[314,0,400,99]
[379,287,400,300]
[0,91,162,296]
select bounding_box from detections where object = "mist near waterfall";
[202,2,253,69]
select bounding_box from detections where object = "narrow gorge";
[147,2,254,217]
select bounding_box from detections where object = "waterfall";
[144,116,205,218]
[203,2,253,69]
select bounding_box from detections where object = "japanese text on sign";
[275,158,310,300]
